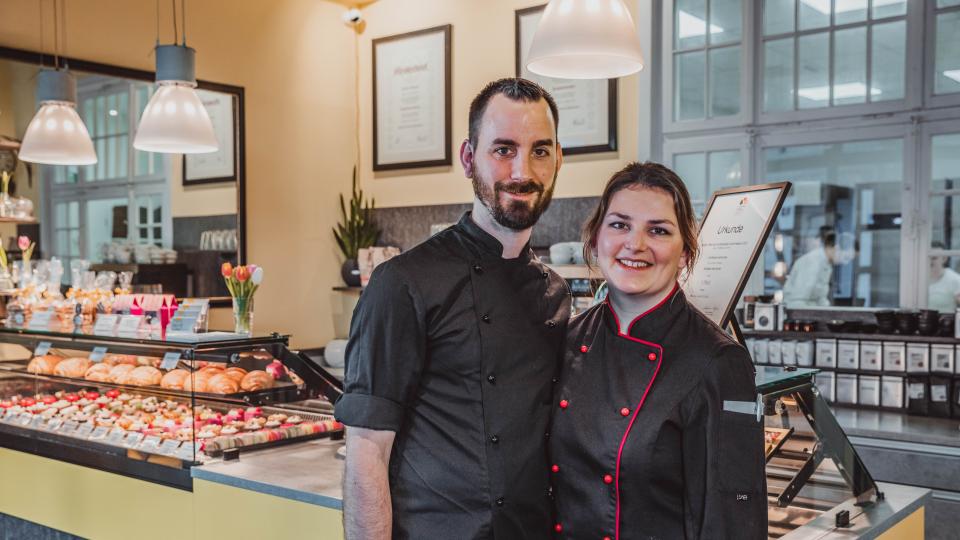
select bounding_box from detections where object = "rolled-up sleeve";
[334,262,426,432]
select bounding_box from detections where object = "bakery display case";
[758,367,884,538]
[0,327,344,490]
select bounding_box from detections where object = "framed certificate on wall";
[515,5,617,155]
[373,25,452,171]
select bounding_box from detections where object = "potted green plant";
[333,167,380,286]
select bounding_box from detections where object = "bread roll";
[160,369,189,390]
[127,366,162,387]
[240,370,274,392]
[103,354,137,366]
[84,363,112,382]
[224,367,247,383]
[27,355,64,375]
[206,373,240,394]
[136,356,160,367]
[54,357,93,378]
[108,364,135,384]
[182,370,216,393]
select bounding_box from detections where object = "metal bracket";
[777,441,824,507]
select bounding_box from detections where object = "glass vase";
[232,296,254,336]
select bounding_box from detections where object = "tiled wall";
[372,197,600,252]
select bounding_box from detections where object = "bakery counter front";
[0,326,346,539]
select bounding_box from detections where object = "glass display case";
[758,367,881,538]
[0,327,343,489]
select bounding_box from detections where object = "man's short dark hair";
[468,78,559,148]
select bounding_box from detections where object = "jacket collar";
[603,283,686,342]
[455,211,533,263]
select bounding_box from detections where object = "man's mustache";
[496,181,543,195]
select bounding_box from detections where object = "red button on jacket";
[620,407,630,417]
[559,400,569,409]
[551,464,560,473]
[648,352,657,361]
[603,474,613,484]
[580,345,588,353]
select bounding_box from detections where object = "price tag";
[46,418,64,431]
[34,341,52,357]
[107,427,127,444]
[123,432,145,448]
[159,438,181,455]
[140,435,162,453]
[89,347,108,363]
[89,426,110,440]
[75,423,94,438]
[117,315,143,335]
[26,311,53,331]
[93,314,120,336]
[160,352,182,370]
[62,420,79,433]
[176,441,197,461]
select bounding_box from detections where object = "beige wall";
[168,155,238,218]
[0,0,655,348]
[356,0,654,207]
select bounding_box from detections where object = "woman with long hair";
[549,162,767,539]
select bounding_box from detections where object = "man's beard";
[472,172,555,231]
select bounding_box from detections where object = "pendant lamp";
[19,68,98,165]
[526,0,644,80]
[134,44,218,153]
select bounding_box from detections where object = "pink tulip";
[17,236,30,251]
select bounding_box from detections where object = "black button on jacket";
[336,212,571,539]
[550,285,767,540]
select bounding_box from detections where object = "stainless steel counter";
[780,482,929,539]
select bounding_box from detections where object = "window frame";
[925,1,960,109]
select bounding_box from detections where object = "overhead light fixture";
[134,0,217,153]
[526,0,644,80]
[19,0,97,166]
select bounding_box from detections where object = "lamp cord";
[52,0,59,69]
[182,0,187,45]
[156,0,160,47]
[354,28,361,175]
[172,0,178,45]
[59,0,67,67]
[38,0,44,67]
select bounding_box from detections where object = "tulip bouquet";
[221,262,263,335]
[18,236,35,266]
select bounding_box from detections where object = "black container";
[895,310,919,335]
[939,314,955,337]
[907,376,930,416]
[953,377,960,419]
[929,376,952,418]
[844,320,862,334]
[876,310,896,333]
[826,320,846,333]
[860,322,878,334]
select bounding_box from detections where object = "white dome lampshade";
[19,69,98,166]
[134,45,218,154]
[526,0,645,80]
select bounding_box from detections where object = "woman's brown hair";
[582,161,700,277]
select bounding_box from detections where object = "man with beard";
[336,78,570,539]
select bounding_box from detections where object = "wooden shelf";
[0,217,36,225]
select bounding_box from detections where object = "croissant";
[160,369,190,390]
[224,367,248,383]
[182,370,216,393]
[84,363,113,382]
[103,354,137,366]
[27,355,64,375]
[54,357,93,378]
[206,373,240,394]
[127,366,162,386]
[240,370,274,392]
[108,364,135,384]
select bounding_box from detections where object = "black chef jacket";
[335,212,571,540]
[550,285,766,540]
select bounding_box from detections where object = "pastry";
[84,363,112,382]
[182,369,217,393]
[27,355,65,375]
[103,354,137,366]
[108,364,136,384]
[224,367,247,383]
[160,369,190,390]
[127,366,162,387]
[206,374,240,394]
[240,370,274,392]
[54,357,93,378]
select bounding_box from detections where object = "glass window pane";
[708,150,742,192]
[797,32,830,109]
[932,134,960,192]
[55,202,66,224]
[834,0,867,25]
[68,229,80,257]
[106,93,118,136]
[86,198,127,262]
[935,12,960,95]
[764,38,795,111]
[938,0,960,7]
[709,0,741,45]
[69,201,79,227]
[931,196,960,251]
[95,95,105,138]
[798,0,830,30]
[764,138,903,308]
[674,152,708,208]
[139,228,148,240]
[56,230,68,257]
[675,51,706,121]
[676,0,708,49]
[709,46,740,117]
[871,21,905,102]
[873,0,907,18]
[833,27,868,105]
[764,0,794,35]
[153,227,162,243]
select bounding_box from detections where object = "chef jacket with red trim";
[549,285,766,540]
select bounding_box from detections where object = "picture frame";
[515,5,617,155]
[183,89,238,186]
[372,24,452,171]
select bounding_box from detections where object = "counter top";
[834,406,960,448]
[191,438,345,509]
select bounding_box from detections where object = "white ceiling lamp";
[19,0,97,166]
[525,0,644,80]
[134,0,218,154]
